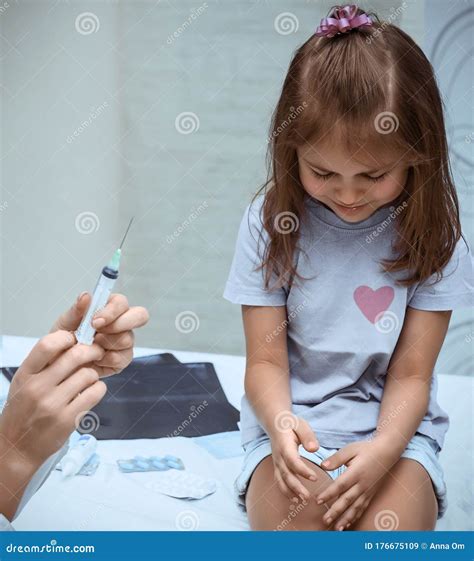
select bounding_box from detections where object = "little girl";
[223,4,473,531]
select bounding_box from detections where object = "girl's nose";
[334,190,367,207]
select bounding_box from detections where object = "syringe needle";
[119,217,134,249]
[76,219,134,345]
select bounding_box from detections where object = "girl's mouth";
[333,201,368,214]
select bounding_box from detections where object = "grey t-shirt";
[223,192,473,451]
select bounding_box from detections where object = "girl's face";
[297,141,409,222]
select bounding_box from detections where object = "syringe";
[75,218,134,345]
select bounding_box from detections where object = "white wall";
[1,2,122,341]
[1,1,471,370]
[423,0,474,375]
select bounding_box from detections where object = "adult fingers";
[89,364,117,379]
[50,292,91,333]
[67,380,107,419]
[93,348,133,374]
[56,367,101,403]
[21,331,76,374]
[42,343,105,385]
[93,330,135,351]
[91,293,129,330]
[96,307,149,334]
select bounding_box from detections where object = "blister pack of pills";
[117,454,185,473]
[144,471,217,499]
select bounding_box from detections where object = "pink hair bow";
[315,4,373,38]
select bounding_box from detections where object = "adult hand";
[0,331,106,469]
[51,292,149,377]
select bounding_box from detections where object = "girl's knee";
[249,496,330,531]
[246,456,337,531]
[352,458,438,531]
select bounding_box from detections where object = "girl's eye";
[366,172,388,182]
[311,169,389,182]
[312,170,333,181]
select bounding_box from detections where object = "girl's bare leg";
[245,456,337,531]
[351,458,438,531]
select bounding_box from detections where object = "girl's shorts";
[234,432,447,520]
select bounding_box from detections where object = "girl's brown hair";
[253,5,465,291]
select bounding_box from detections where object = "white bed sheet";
[1,336,472,531]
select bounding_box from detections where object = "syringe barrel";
[75,267,118,345]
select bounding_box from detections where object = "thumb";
[320,446,353,471]
[50,292,91,333]
[294,418,319,453]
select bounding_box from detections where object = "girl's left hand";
[50,292,149,377]
[315,439,399,531]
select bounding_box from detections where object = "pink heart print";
[353,285,395,324]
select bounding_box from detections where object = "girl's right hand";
[0,330,107,471]
[269,413,320,502]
